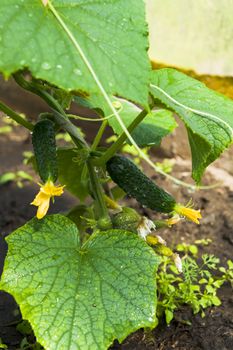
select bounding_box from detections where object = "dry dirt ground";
[0,78,233,350]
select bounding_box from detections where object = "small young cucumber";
[112,207,141,232]
[97,216,113,230]
[32,119,58,183]
[106,155,176,213]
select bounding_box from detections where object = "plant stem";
[91,120,108,151]
[0,101,34,131]
[13,73,87,149]
[87,160,110,220]
[52,109,88,149]
[94,108,148,165]
[104,194,122,210]
[13,72,64,114]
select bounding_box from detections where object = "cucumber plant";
[0,1,232,349]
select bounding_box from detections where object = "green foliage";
[0,1,233,349]
[17,320,34,336]
[74,95,177,147]
[155,159,174,174]
[150,68,233,183]
[0,0,150,106]
[16,320,44,350]
[56,132,72,143]
[0,112,25,134]
[67,204,94,239]
[176,243,199,256]
[0,171,32,188]
[0,339,7,350]
[57,148,89,201]
[107,98,177,147]
[0,215,160,350]
[156,243,232,323]
[0,125,12,134]
[219,260,233,288]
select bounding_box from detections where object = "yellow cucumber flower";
[31,180,65,219]
[174,202,202,224]
[165,214,182,227]
[146,234,167,246]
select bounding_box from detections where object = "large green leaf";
[150,68,233,183]
[0,0,150,106]
[0,215,159,350]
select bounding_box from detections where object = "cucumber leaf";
[57,148,89,201]
[74,95,177,147]
[0,215,159,350]
[108,98,177,147]
[0,0,150,106]
[150,68,233,183]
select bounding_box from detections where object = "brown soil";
[0,78,233,350]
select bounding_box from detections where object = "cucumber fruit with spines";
[32,119,58,183]
[106,155,176,213]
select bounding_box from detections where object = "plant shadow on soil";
[0,77,233,350]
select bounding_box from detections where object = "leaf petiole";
[93,108,149,165]
[91,120,108,151]
[0,101,34,131]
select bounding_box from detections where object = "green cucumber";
[32,119,58,183]
[112,207,141,232]
[106,155,176,213]
[97,216,113,230]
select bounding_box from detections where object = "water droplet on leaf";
[42,62,51,70]
[73,68,82,76]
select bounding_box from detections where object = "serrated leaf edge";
[1,222,160,350]
[150,83,233,140]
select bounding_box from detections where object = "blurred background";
[147,0,233,76]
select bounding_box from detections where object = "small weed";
[0,171,32,188]
[156,241,233,323]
